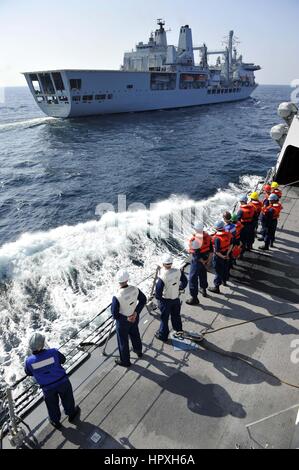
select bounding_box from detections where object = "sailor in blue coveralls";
[208,221,233,295]
[155,254,188,342]
[112,270,147,368]
[24,333,79,429]
[186,222,213,306]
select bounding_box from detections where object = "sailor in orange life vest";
[155,254,188,342]
[111,270,147,367]
[208,221,233,295]
[259,194,283,251]
[259,184,272,240]
[24,333,80,429]
[262,185,272,208]
[237,194,256,253]
[186,222,213,305]
[230,214,244,262]
[249,192,263,234]
[271,182,283,200]
[223,212,238,271]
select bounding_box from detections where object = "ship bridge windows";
[29,74,42,95]
[52,72,65,92]
[150,73,176,91]
[39,73,55,95]
[70,79,82,91]
[59,96,69,103]
[95,94,106,100]
[46,95,59,104]
[83,95,93,102]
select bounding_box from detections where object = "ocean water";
[0,84,291,387]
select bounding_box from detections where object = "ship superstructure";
[23,20,261,118]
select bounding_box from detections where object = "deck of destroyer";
[4,186,299,449]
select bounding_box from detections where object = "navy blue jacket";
[261,207,275,226]
[25,348,68,391]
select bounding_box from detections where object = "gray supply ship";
[23,20,261,118]
[1,99,299,450]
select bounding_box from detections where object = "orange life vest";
[212,231,233,253]
[240,204,255,224]
[249,200,263,217]
[232,246,241,259]
[189,232,212,254]
[234,221,244,241]
[262,203,282,220]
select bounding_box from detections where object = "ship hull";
[24,70,257,118]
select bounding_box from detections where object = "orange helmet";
[263,185,271,193]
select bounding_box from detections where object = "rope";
[201,340,299,390]
[199,309,299,390]
[202,309,299,336]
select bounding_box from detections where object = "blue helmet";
[240,194,248,203]
[269,194,279,202]
[215,221,225,231]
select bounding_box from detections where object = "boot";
[208,287,221,295]
[259,245,269,251]
[68,406,81,423]
[199,289,208,298]
[186,297,200,306]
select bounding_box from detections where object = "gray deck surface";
[4,186,299,449]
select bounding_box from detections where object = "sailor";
[230,214,244,261]
[209,221,233,294]
[262,185,272,207]
[271,182,283,199]
[259,194,283,250]
[249,192,263,235]
[237,195,255,253]
[111,270,147,367]
[186,222,213,305]
[259,185,272,240]
[223,212,237,271]
[155,254,188,342]
[24,333,79,429]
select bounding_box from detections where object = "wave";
[0,174,262,384]
[0,117,56,131]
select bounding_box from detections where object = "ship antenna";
[157,18,166,30]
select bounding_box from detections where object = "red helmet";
[263,185,271,193]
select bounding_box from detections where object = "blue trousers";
[240,222,255,250]
[116,315,142,366]
[264,220,278,248]
[213,256,229,287]
[158,298,182,341]
[43,379,75,424]
[189,258,208,298]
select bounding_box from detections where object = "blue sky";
[0,0,298,86]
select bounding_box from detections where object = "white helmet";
[29,333,45,352]
[194,221,204,232]
[162,254,174,265]
[117,269,130,283]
